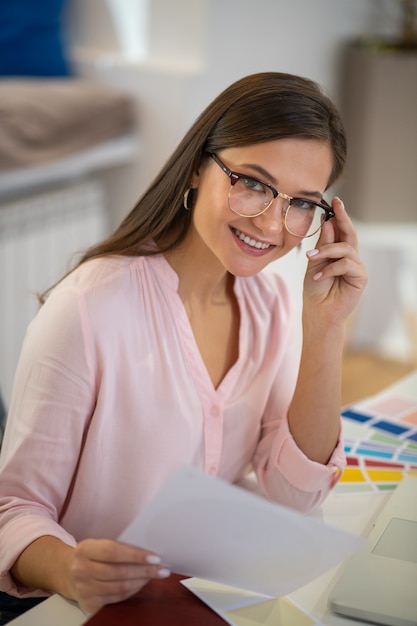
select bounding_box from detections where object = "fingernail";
[335,196,345,209]
[146,555,161,565]
[306,249,319,258]
[313,272,323,281]
[157,568,171,578]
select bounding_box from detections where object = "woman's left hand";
[303,196,367,324]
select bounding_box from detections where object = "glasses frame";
[207,152,335,238]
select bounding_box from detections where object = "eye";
[290,198,317,211]
[240,176,266,193]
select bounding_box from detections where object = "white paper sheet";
[119,465,363,598]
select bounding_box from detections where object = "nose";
[252,196,287,234]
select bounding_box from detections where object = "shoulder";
[54,255,145,293]
[39,255,170,332]
[49,254,171,303]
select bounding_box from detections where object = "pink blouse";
[0,254,345,596]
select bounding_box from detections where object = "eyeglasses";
[207,152,334,238]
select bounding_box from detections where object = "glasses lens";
[228,176,274,216]
[286,201,326,237]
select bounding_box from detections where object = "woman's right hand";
[69,538,170,615]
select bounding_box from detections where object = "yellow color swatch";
[339,468,366,483]
[366,470,403,482]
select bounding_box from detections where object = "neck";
[163,238,232,307]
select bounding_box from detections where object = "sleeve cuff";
[0,515,76,598]
[272,415,346,493]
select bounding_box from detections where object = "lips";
[232,228,273,250]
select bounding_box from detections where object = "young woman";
[0,72,367,618]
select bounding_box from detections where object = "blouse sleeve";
[253,412,345,512]
[0,287,95,596]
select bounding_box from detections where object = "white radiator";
[0,179,109,407]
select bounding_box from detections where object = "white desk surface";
[9,370,417,626]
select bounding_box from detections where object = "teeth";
[233,229,271,250]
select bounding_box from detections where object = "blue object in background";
[0,0,71,77]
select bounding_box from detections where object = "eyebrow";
[239,162,323,200]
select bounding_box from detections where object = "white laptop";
[328,475,417,626]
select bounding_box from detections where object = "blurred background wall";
[65,0,405,224]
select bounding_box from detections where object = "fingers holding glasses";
[319,197,358,248]
[307,197,361,269]
[304,198,367,317]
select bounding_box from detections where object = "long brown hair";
[40,72,346,302]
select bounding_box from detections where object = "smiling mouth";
[232,228,273,250]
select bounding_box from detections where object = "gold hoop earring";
[183,188,193,210]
